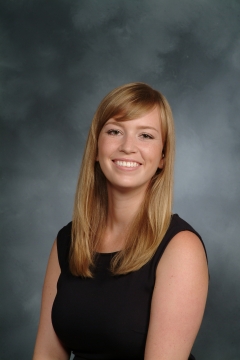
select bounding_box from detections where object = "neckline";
[95,251,119,256]
[93,214,177,256]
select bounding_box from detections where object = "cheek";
[96,136,105,160]
[98,136,118,156]
[97,137,111,162]
[144,144,162,162]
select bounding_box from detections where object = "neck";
[97,185,147,253]
[108,188,145,226]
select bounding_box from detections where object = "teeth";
[115,161,139,167]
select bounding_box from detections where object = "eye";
[140,133,154,139]
[106,129,121,136]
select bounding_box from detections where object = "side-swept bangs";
[93,83,166,142]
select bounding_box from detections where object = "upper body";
[52,215,207,360]
[33,83,209,360]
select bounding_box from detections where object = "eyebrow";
[104,121,160,133]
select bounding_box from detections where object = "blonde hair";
[70,82,175,277]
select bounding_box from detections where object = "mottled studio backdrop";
[1,0,240,359]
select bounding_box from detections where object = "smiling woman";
[70,83,175,273]
[33,83,208,360]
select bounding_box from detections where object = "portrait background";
[1,1,240,359]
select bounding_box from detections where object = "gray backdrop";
[1,1,240,359]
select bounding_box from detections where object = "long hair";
[70,82,175,277]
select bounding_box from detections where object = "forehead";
[107,105,161,123]
[104,107,162,131]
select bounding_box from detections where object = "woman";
[33,83,208,360]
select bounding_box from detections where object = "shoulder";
[158,229,208,276]
[57,221,72,240]
[152,214,207,270]
[56,221,72,271]
[32,240,70,359]
[160,214,208,272]
[168,214,201,238]
[155,226,209,305]
[164,214,207,258]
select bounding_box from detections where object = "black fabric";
[52,214,206,360]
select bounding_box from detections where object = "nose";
[119,134,137,154]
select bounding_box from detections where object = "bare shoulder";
[144,231,208,359]
[43,239,61,287]
[155,230,209,308]
[159,230,207,271]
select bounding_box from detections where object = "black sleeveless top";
[52,214,206,360]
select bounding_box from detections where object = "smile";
[114,160,140,168]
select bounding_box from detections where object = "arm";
[33,240,70,360]
[144,231,208,360]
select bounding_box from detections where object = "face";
[96,106,164,193]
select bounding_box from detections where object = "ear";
[158,153,164,169]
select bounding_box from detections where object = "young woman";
[33,83,208,360]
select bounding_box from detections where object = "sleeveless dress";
[52,214,207,360]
